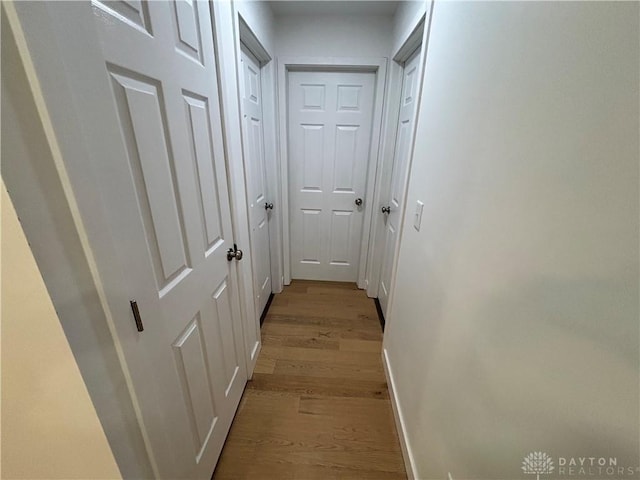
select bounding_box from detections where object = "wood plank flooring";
[213,280,406,479]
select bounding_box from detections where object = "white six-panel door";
[82,1,246,478]
[240,46,272,317]
[378,50,421,315]
[288,71,376,281]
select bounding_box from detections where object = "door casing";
[277,57,388,287]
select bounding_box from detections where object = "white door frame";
[278,57,388,288]
[365,13,431,301]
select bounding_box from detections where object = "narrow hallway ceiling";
[267,1,399,16]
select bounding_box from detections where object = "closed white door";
[378,50,421,315]
[57,2,246,478]
[240,46,272,317]
[288,71,376,281]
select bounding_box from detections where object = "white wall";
[1,183,122,479]
[235,0,275,55]
[384,2,639,479]
[392,1,425,57]
[275,14,393,58]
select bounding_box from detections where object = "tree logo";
[522,452,555,480]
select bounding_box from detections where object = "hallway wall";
[235,0,275,54]
[392,1,425,57]
[384,2,640,478]
[275,14,393,58]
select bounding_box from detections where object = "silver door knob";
[227,245,243,261]
[265,202,274,210]
[381,206,391,214]
[355,198,363,206]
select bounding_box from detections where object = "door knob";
[381,206,391,214]
[265,202,274,210]
[355,198,363,206]
[227,244,244,261]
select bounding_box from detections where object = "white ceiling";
[267,1,399,17]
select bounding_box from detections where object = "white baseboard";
[382,348,418,480]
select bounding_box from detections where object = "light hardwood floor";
[213,280,407,479]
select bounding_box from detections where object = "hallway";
[4,1,638,478]
[213,281,406,479]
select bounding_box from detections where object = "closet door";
[288,70,376,281]
[378,49,421,316]
[240,45,273,317]
[15,2,247,477]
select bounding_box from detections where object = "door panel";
[240,46,272,318]
[301,209,322,263]
[183,93,224,256]
[302,125,325,190]
[171,315,217,461]
[94,0,152,34]
[211,278,240,391]
[329,210,354,264]
[40,2,249,478]
[289,71,376,281]
[378,49,421,316]
[333,125,358,191]
[108,69,192,292]
[172,0,203,63]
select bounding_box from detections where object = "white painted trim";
[382,348,417,480]
[277,56,388,287]
[261,60,284,294]
[394,13,426,63]
[365,60,403,298]
[277,58,292,286]
[238,17,271,64]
